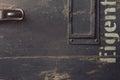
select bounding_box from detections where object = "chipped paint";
[41,69,71,80]
[0,3,16,9]
[72,11,86,16]
[86,70,98,75]
[62,0,69,19]
[37,0,52,7]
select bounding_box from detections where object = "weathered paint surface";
[0,0,119,80]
